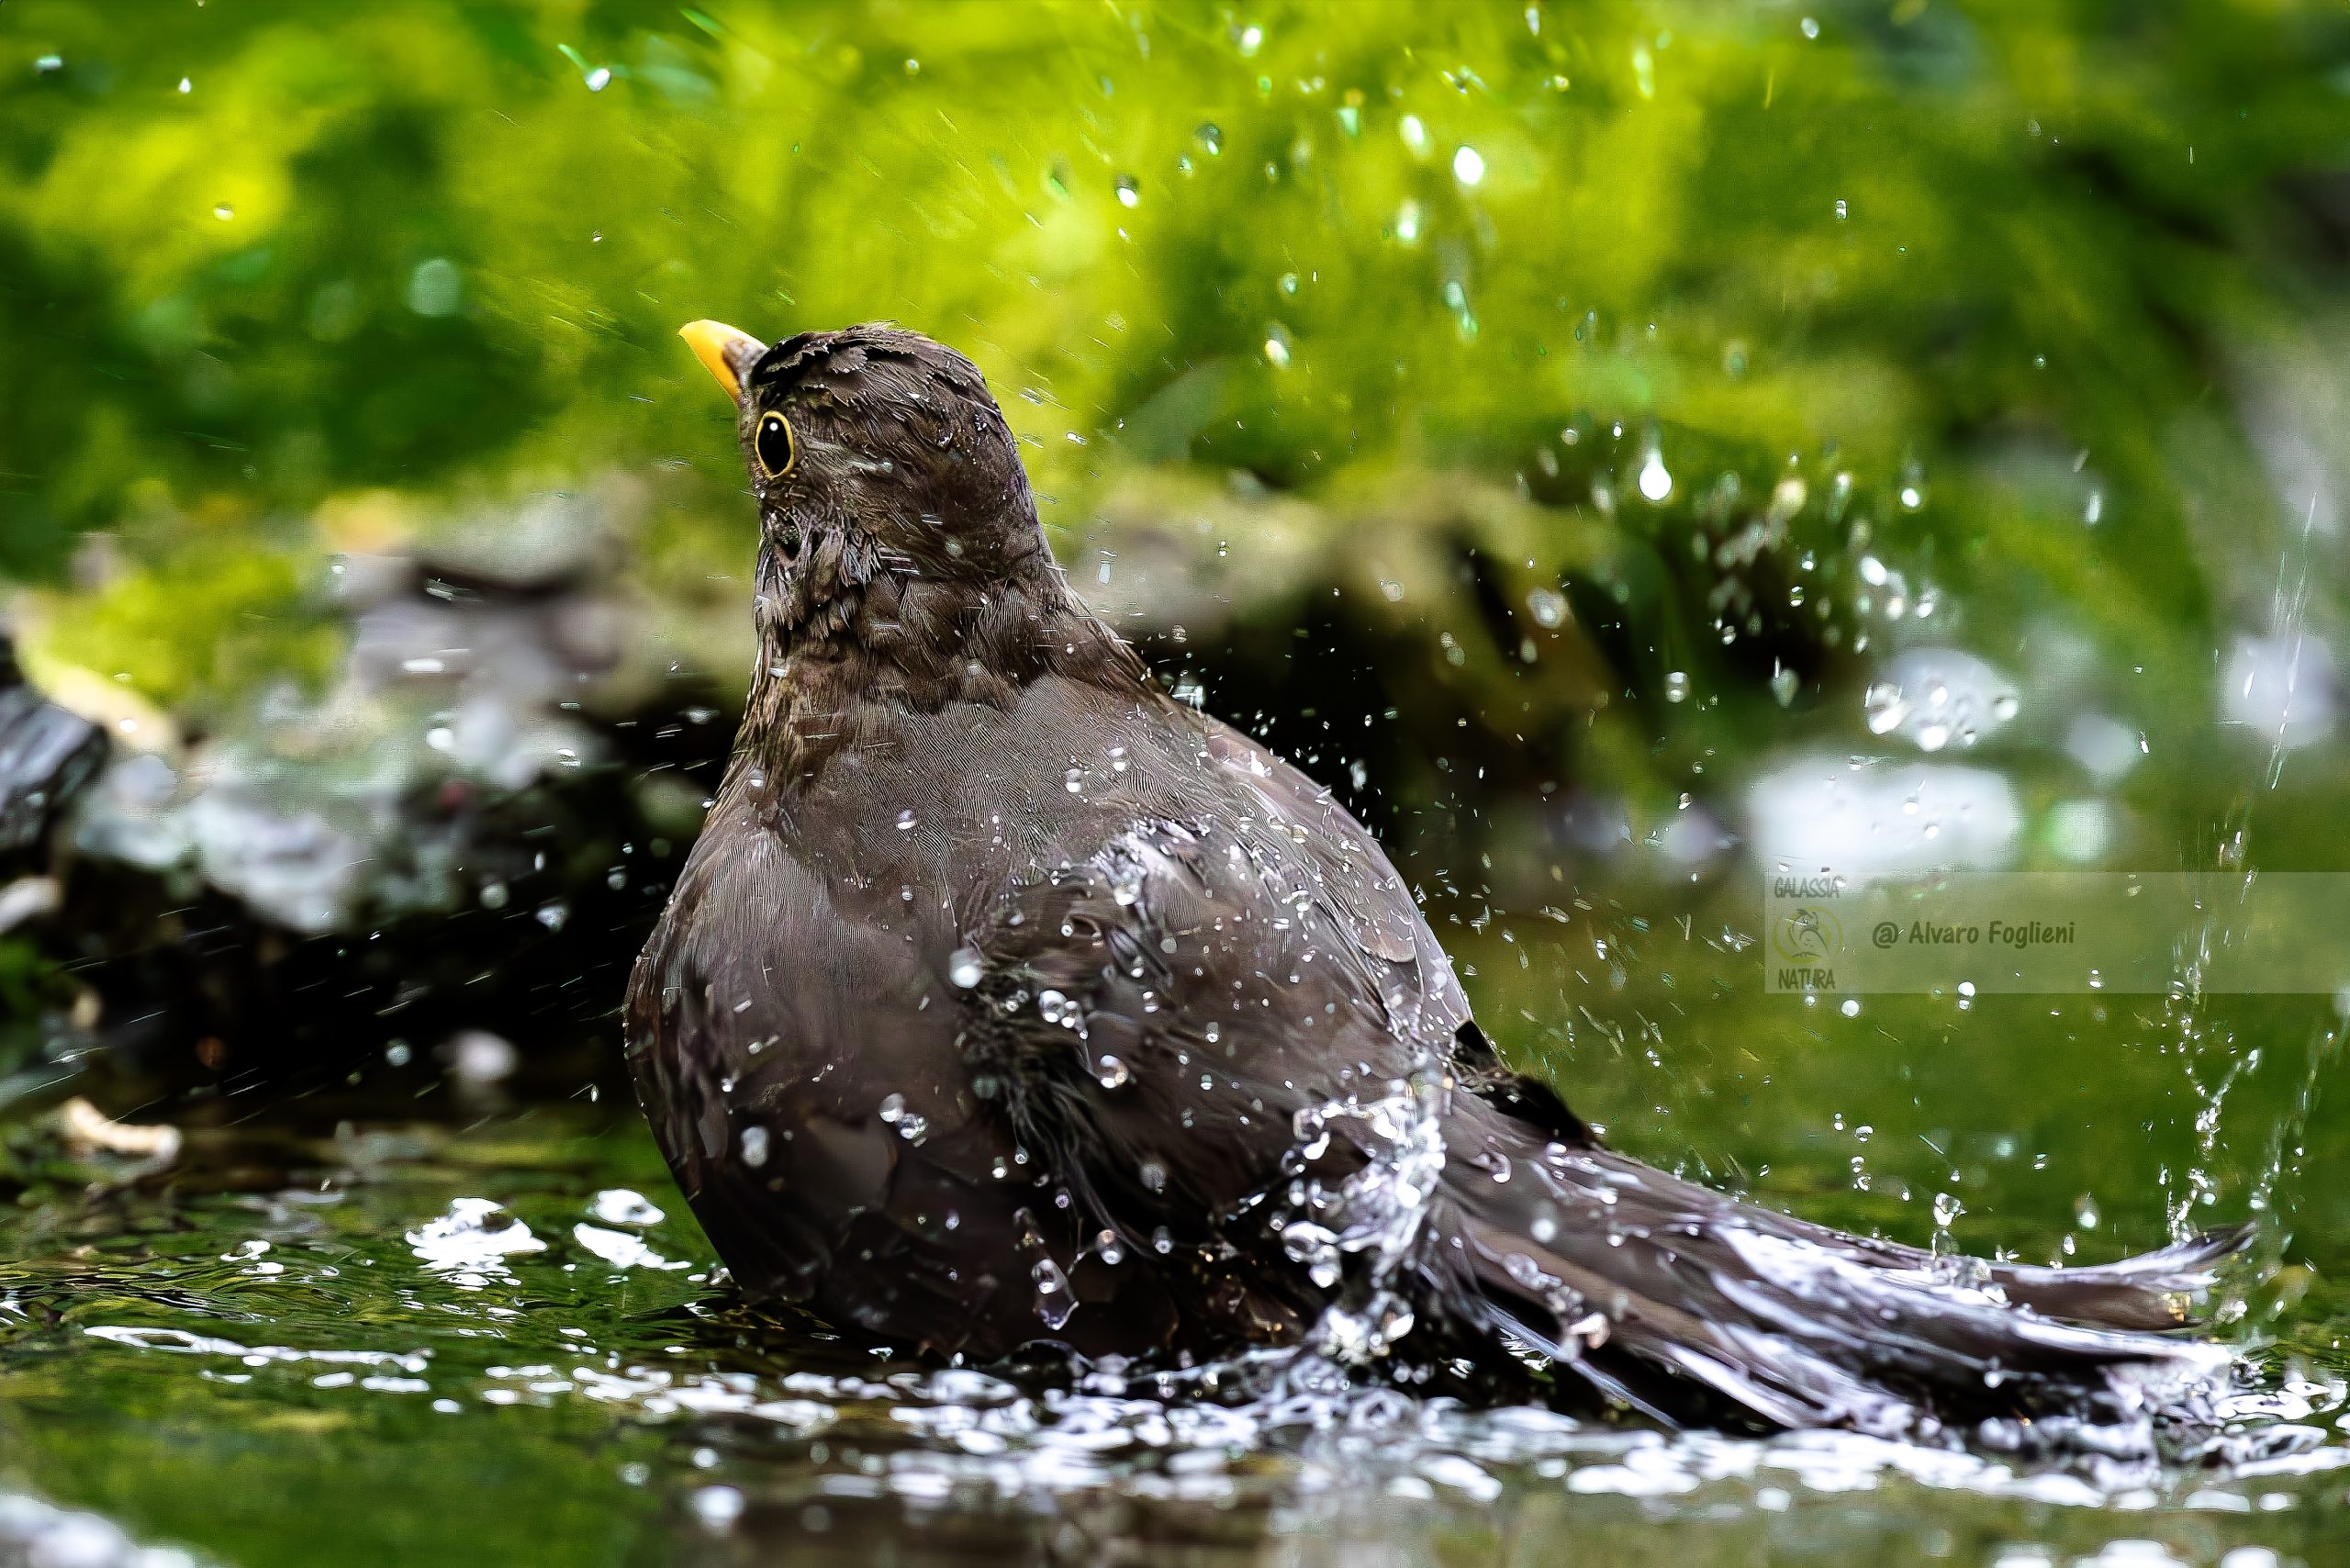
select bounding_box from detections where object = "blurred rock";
[0,638,104,863]
[0,492,730,1117]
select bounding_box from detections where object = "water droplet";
[948,946,983,988]
[1442,277,1476,341]
[1030,1257,1076,1328]
[1194,122,1223,157]
[895,808,916,830]
[1451,145,1485,186]
[739,1126,770,1168]
[1527,587,1567,629]
[1399,115,1428,156]
[177,77,192,94]
[584,66,611,92]
[1662,670,1690,703]
[1114,174,1140,207]
[1863,681,1910,735]
[1095,1055,1131,1089]
[1638,450,1673,502]
[213,203,235,221]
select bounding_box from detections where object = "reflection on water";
[2,1103,2344,1568]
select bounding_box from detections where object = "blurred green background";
[5,0,2342,722]
[5,2,2350,1562]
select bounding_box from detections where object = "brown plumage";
[629,322,2244,1436]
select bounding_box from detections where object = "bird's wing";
[627,824,1051,1348]
[956,718,1482,1257]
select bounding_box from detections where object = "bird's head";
[678,319,1049,592]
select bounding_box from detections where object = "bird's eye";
[754,411,798,479]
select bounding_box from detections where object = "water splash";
[2162,496,2333,1261]
[1270,1064,1452,1365]
[10,1106,2345,1563]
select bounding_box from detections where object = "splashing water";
[2163,498,2339,1261]
[1272,1061,1453,1364]
[3,1104,2346,1564]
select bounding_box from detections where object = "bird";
[629,319,2244,1438]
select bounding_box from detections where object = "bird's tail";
[1423,1103,2248,1439]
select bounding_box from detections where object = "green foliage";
[1,0,2342,723]
[29,519,339,711]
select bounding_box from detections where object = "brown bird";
[630,319,2241,1434]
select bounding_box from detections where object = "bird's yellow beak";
[677,319,766,404]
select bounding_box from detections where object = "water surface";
[6,920,2345,1567]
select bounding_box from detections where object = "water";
[3,934,2346,1568]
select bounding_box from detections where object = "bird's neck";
[737,543,1147,781]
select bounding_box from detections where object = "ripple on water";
[4,1110,2346,1566]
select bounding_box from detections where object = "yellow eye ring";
[754,410,798,479]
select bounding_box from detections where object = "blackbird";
[631,319,2241,1433]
